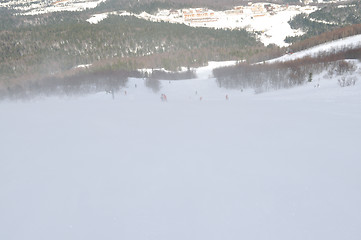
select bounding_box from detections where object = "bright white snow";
[86,12,110,24]
[1,60,361,240]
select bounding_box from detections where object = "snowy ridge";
[86,11,132,24]
[269,34,361,62]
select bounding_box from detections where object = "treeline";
[0,8,86,31]
[0,69,138,100]
[0,8,17,30]
[147,69,196,80]
[214,61,312,93]
[287,1,361,43]
[289,24,361,53]
[286,13,335,43]
[213,46,361,93]
[0,64,198,100]
[0,14,263,86]
[94,0,189,14]
[94,0,271,12]
[309,1,361,26]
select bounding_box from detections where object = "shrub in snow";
[335,60,356,75]
[308,72,313,82]
[145,78,161,93]
[327,60,357,79]
[338,76,357,87]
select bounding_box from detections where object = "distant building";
[264,4,274,12]
[251,3,265,14]
[225,6,243,15]
[182,8,218,22]
[51,0,69,5]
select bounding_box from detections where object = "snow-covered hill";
[1,0,317,46]
[1,59,361,240]
[269,34,361,62]
[0,0,105,15]
[86,4,317,47]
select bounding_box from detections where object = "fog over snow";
[1,59,361,239]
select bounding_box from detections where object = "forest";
[286,1,361,43]
[0,10,265,88]
[213,46,361,93]
[2,0,361,97]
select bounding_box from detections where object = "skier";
[226,94,229,100]
[161,94,168,102]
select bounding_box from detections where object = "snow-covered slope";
[0,0,105,15]
[269,34,361,62]
[1,61,361,240]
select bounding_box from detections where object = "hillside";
[213,32,361,93]
[0,13,261,86]
[0,0,309,14]
[287,0,361,43]
[87,4,316,47]
[271,34,361,62]
[2,0,360,87]
[1,59,361,240]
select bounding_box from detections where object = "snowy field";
[1,61,361,240]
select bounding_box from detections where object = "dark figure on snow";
[161,94,167,102]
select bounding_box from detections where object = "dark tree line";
[0,13,262,87]
[0,69,139,100]
[288,24,361,53]
[0,66,198,100]
[287,1,361,43]
[213,46,361,93]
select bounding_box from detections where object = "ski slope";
[1,61,361,240]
